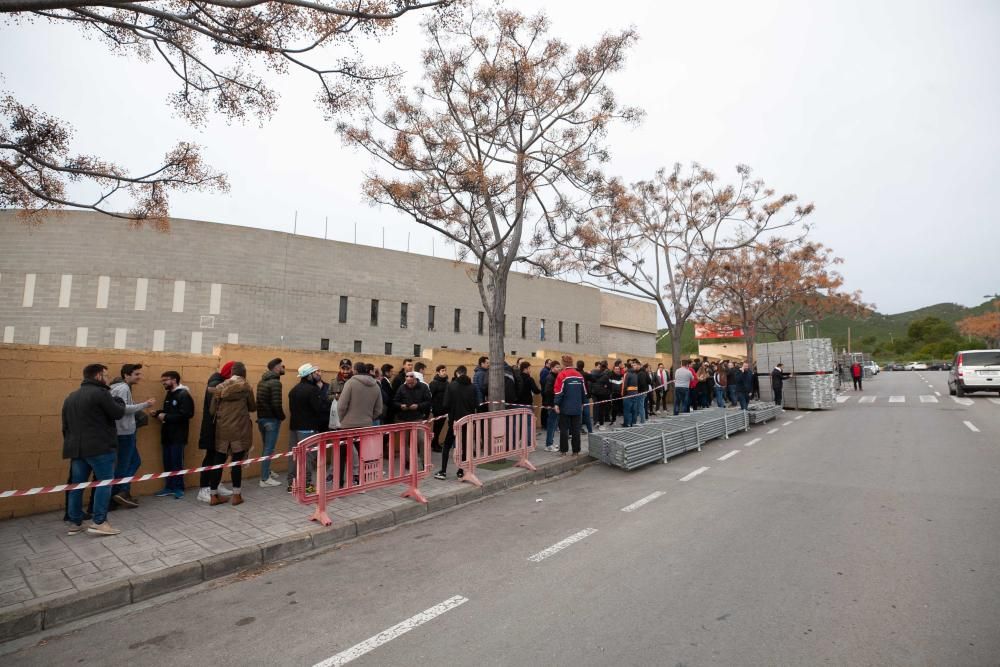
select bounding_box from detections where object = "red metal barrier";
[452,408,536,487]
[293,422,432,526]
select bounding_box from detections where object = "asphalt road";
[5,370,999,665]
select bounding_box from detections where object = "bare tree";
[559,163,814,370]
[1,0,454,223]
[340,7,639,403]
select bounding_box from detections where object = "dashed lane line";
[964,421,980,433]
[312,595,469,667]
[782,421,793,426]
[744,438,761,447]
[859,396,876,403]
[767,428,780,435]
[836,396,850,403]
[889,396,905,403]
[989,398,1000,406]
[679,466,710,482]
[920,395,938,403]
[620,492,665,513]
[527,528,598,562]
[717,450,740,461]
[795,415,804,420]
[952,396,974,406]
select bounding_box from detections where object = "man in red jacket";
[851,362,863,391]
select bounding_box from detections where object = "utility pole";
[293,210,298,235]
[847,326,852,353]
[324,216,328,240]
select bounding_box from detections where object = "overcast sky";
[2,0,998,315]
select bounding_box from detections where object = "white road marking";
[836,396,850,403]
[744,437,761,447]
[767,428,780,435]
[859,396,876,403]
[782,421,793,426]
[920,395,938,403]
[889,396,905,403]
[989,398,1000,406]
[312,595,469,666]
[928,384,934,388]
[935,391,941,396]
[952,396,974,406]
[795,415,805,420]
[621,492,665,513]
[717,450,740,461]
[964,421,980,433]
[680,466,710,482]
[527,528,598,562]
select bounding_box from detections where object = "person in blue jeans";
[110,363,155,508]
[541,361,562,450]
[255,358,287,487]
[621,360,641,426]
[63,363,127,535]
[673,360,695,415]
[152,371,195,498]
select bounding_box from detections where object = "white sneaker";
[86,521,121,536]
[259,477,281,488]
[197,487,211,503]
[268,472,281,483]
[217,485,234,497]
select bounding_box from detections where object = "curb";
[0,454,593,644]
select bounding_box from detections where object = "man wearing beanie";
[553,354,587,456]
[287,362,330,494]
[196,361,236,503]
[256,358,286,488]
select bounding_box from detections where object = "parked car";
[941,362,953,371]
[948,349,1000,397]
[904,362,928,371]
[865,361,880,375]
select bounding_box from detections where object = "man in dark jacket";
[63,364,127,536]
[436,366,479,479]
[288,363,331,492]
[554,355,588,455]
[256,358,286,488]
[621,360,641,427]
[473,356,490,409]
[725,361,739,407]
[152,371,195,499]
[771,363,787,406]
[197,362,234,503]
[736,361,754,410]
[393,371,433,468]
[541,361,562,450]
[429,365,449,452]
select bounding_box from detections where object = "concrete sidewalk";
[0,442,595,642]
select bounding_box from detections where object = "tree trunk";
[484,270,509,411]
[671,330,682,374]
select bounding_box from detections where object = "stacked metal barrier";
[755,338,837,410]
[747,401,780,424]
[589,408,749,471]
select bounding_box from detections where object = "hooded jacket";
[337,374,383,429]
[393,381,433,421]
[516,370,541,406]
[554,368,588,416]
[210,376,256,453]
[429,374,449,415]
[444,375,478,423]
[256,370,285,421]
[472,365,489,404]
[158,384,195,445]
[771,367,785,390]
[110,379,148,436]
[62,379,127,460]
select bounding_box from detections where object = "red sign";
[695,323,745,339]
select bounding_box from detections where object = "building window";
[385,342,392,355]
[575,323,580,345]
[454,308,461,333]
[370,299,379,326]
[558,320,563,343]
[540,319,546,341]
[320,338,330,351]
[478,311,484,336]
[354,340,362,353]
[521,316,527,339]
[413,343,422,356]
[427,305,435,331]
[400,302,408,329]
[339,296,348,323]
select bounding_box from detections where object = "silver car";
[948,349,1000,397]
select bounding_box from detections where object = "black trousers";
[773,388,783,405]
[208,450,243,490]
[853,377,863,390]
[559,414,582,454]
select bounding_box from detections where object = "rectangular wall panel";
[75,327,88,347]
[134,278,148,311]
[152,329,166,352]
[96,275,110,309]
[190,331,202,354]
[38,326,50,345]
[227,332,239,344]
[209,283,222,315]
[59,274,73,308]
[172,280,185,313]
[113,328,127,349]
[22,273,36,307]
[3,326,14,343]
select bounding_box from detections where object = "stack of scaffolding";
[588,408,749,471]
[747,401,780,424]
[755,338,837,410]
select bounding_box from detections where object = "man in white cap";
[286,363,330,493]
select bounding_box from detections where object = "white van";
[948,349,1000,397]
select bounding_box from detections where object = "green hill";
[658,299,996,361]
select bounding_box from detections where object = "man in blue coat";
[553,355,588,455]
